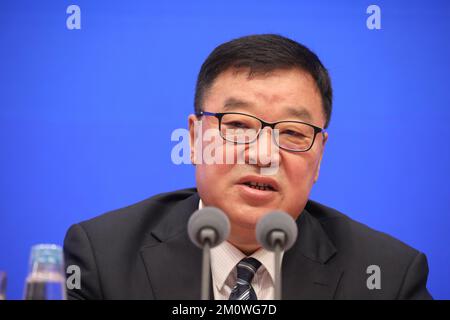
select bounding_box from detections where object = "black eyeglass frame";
[196,111,326,152]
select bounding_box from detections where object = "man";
[64,34,432,299]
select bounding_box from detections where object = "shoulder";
[83,187,196,223]
[304,200,432,299]
[67,188,198,244]
[305,200,420,260]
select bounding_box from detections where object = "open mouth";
[242,180,276,191]
[237,175,279,195]
[241,181,276,192]
[237,176,279,202]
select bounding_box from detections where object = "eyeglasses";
[197,111,326,152]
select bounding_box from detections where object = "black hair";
[194,34,333,128]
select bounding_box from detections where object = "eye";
[223,121,250,129]
[281,129,305,138]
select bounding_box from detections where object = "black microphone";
[256,211,298,300]
[188,207,230,300]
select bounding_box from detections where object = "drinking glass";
[23,244,66,300]
[0,271,6,300]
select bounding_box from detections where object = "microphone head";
[188,207,230,248]
[256,211,298,251]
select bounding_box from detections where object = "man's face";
[189,67,328,253]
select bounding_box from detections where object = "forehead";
[204,67,325,126]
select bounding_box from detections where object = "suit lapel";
[282,209,343,299]
[140,192,209,299]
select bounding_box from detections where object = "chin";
[227,206,269,229]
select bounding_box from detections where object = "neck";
[228,239,261,256]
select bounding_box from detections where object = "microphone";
[256,211,297,251]
[256,211,298,300]
[188,207,230,300]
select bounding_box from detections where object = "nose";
[246,127,280,167]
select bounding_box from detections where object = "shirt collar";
[200,199,282,290]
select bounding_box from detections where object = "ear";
[188,114,198,164]
[313,131,328,183]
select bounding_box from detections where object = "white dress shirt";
[199,199,283,300]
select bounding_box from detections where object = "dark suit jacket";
[63,188,432,299]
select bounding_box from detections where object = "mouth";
[237,175,279,192]
[242,181,276,191]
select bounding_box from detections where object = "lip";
[235,184,278,205]
[237,175,280,192]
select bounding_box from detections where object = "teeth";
[246,181,273,191]
[249,182,270,187]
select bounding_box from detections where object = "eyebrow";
[223,97,252,110]
[222,97,313,122]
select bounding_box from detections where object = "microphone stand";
[271,230,285,300]
[200,228,215,300]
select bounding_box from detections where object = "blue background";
[1,0,449,299]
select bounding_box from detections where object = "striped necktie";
[229,257,262,300]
